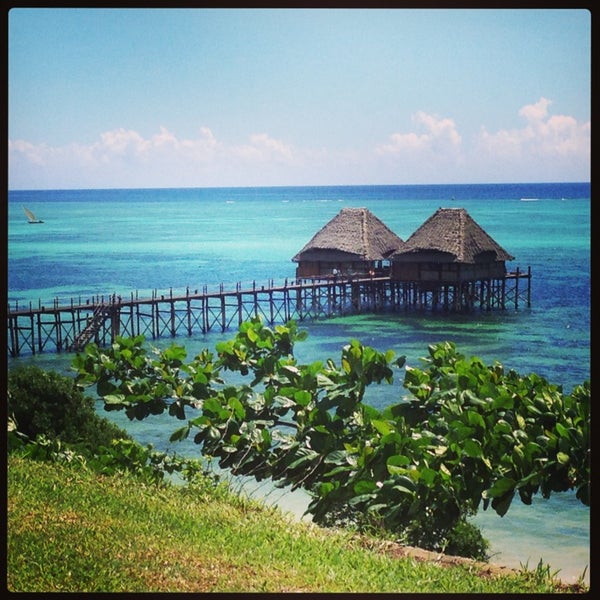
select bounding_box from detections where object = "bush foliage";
[69,318,590,557]
[7,364,130,450]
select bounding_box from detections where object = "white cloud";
[8,139,50,166]
[376,111,462,156]
[371,100,589,183]
[8,99,590,188]
[229,133,294,163]
[476,97,590,166]
[250,133,294,161]
[98,128,149,156]
[371,111,465,183]
[518,97,552,122]
[8,127,300,188]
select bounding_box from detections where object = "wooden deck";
[7,269,531,357]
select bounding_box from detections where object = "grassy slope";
[6,456,578,594]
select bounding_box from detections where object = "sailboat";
[23,206,44,224]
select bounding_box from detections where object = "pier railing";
[7,269,531,357]
[7,277,301,315]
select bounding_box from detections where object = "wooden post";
[8,315,15,357]
[352,281,359,310]
[237,291,243,326]
[220,293,226,332]
[187,298,192,335]
[36,313,43,354]
[284,286,290,322]
[152,298,158,339]
[202,296,208,333]
[136,300,141,337]
[296,287,303,320]
[170,300,176,337]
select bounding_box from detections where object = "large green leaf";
[371,419,393,436]
[462,438,482,459]
[354,479,377,494]
[294,390,312,407]
[484,477,516,498]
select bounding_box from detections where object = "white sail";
[23,206,43,223]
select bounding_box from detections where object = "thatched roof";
[393,208,514,263]
[292,207,406,262]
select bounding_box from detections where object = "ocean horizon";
[7,181,590,584]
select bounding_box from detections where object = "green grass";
[7,455,582,593]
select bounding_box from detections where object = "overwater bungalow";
[390,207,514,281]
[390,207,519,311]
[292,207,406,279]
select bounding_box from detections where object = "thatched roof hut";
[391,207,514,282]
[293,207,406,278]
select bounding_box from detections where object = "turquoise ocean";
[7,182,591,584]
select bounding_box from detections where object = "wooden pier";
[7,269,531,357]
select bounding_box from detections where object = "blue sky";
[8,7,591,189]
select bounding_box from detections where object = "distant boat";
[23,206,44,223]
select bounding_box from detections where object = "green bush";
[7,364,130,450]
[72,320,590,561]
[444,519,489,561]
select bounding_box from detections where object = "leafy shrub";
[8,364,130,450]
[72,319,590,560]
[443,519,489,561]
